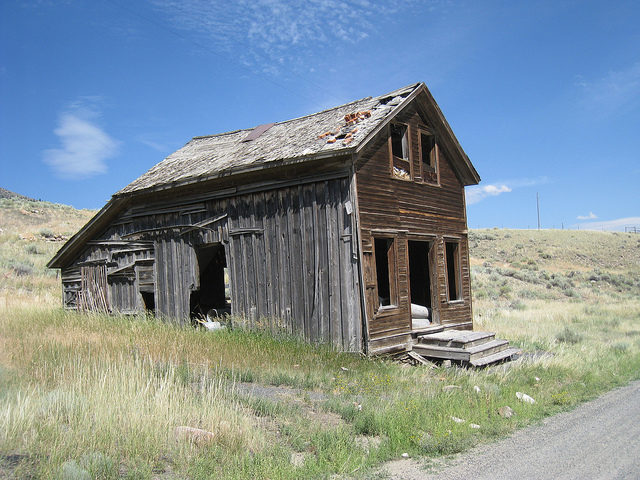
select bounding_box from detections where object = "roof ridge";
[188,83,421,142]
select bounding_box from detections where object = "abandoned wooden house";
[48,82,518,361]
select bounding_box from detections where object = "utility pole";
[536,192,541,230]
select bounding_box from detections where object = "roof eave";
[115,147,356,199]
[47,198,127,269]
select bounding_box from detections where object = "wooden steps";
[412,328,519,367]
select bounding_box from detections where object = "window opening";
[445,241,461,301]
[375,237,395,307]
[391,123,409,159]
[190,243,231,321]
[391,123,411,179]
[420,132,438,182]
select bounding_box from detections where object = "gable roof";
[117,82,479,197]
[49,82,479,269]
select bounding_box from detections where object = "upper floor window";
[420,130,438,183]
[390,123,409,159]
[390,123,411,180]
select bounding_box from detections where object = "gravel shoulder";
[379,380,640,480]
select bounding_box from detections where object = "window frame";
[372,235,399,311]
[389,122,413,181]
[417,127,439,185]
[444,239,463,303]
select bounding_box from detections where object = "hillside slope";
[1,196,638,310]
[0,197,95,308]
[469,229,640,304]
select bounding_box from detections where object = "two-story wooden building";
[48,82,481,355]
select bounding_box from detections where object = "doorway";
[190,243,231,320]
[408,240,434,329]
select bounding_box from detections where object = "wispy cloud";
[577,212,597,220]
[466,184,511,205]
[575,216,640,232]
[150,0,429,74]
[465,176,549,205]
[138,136,169,153]
[576,61,640,114]
[43,100,119,179]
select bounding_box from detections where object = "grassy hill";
[0,197,95,308]
[0,198,639,479]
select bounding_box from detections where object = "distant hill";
[0,187,36,202]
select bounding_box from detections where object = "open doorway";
[190,243,231,321]
[141,291,155,314]
[408,240,434,330]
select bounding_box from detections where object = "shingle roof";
[117,83,421,195]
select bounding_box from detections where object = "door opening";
[190,243,231,321]
[408,240,433,329]
[141,291,155,314]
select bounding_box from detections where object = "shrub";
[11,261,33,276]
[612,343,629,353]
[551,391,571,405]
[25,244,40,255]
[556,326,583,344]
[38,228,54,238]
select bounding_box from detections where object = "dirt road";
[381,380,640,480]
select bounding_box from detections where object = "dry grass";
[0,198,95,309]
[0,201,639,479]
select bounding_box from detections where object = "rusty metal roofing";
[117,83,421,196]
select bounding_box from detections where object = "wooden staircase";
[412,329,520,367]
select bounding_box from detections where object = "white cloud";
[576,61,640,114]
[575,216,640,232]
[43,105,118,179]
[577,212,597,220]
[466,184,511,205]
[150,0,430,74]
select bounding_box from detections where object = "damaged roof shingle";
[117,83,420,196]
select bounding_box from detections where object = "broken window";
[374,237,397,307]
[445,241,462,301]
[391,123,408,159]
[390,123,411,180]
[420,131,438,183]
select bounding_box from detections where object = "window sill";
[447,299,465,305]
[375,305,400,317]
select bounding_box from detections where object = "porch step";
[418,330,495,349]
[470,347,521,367]
[412,329,518,367]
[413,339,508,362]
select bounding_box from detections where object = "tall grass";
[1,300,639,478]
[1,201,639,479]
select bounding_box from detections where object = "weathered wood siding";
[61,241,154,313]
[355,102,473,353]
[60,176,362,351]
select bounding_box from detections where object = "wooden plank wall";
[224,178,361,350]
[61,176,362,351]
[61,243,155,313]
[355,102,473,353]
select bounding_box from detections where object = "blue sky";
[1,0,639,231]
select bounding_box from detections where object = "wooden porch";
[410,325,520,367]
